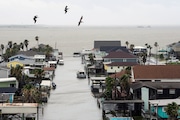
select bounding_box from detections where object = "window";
[157,89,163,94]
[10,84,15,87]
[123,59,127,62]
[169,89,175,94]
[155,80,161,82]
[162,107,165,112]
[111,66,113,69]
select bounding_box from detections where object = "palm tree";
[165,102,179,120]
[20,42,24,51]
[1,44,4,55]
[8,41,12,49]
[145,43,152,64]
[24,39,29,51]
[12,42,19,54]
[103,77,115,99]
[35,36,39,48]
[154,42,159,65]
[45,45,53,59]
[10,65,25,89]
[119,74,131,99]
[129,44,134,52]
[125,41,129,49]
[22,84,41,103]
[34,69,45,83]
[88,53,95,65]
[142,52,147,65]
[145,43,152,57]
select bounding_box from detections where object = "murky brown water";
[40,56,102,120]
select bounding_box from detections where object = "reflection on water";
[40,57,102,120]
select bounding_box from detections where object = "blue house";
[149,99,180,119]
[8,54,33,61]
[0,77,18,103]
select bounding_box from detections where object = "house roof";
[131,82,180,90]
[149,99,180,106]
[43,67,55,71]
[130,82,156,90]
[103,51,138,59]
[94,41,121,49]
[40,80,52,87]
[107,62,138,66]
[8,54,33,60]
[100,46,129,53]
[109,70,126,78]
[0,77,16,82]
[8,59,35,65]
[0,87,17,93]
[133,65,180,79]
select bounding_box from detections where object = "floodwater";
[39,56,102,120]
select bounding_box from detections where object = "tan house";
[103,51,139,74]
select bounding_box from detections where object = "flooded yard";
[40,56,102,120]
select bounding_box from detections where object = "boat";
[73,52,81,57]
[76,70,86,78]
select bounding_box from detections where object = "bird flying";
[78,16,83,26]
[64,6,69,14]
[33,15,38,24]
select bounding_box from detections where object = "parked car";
[58,59,64,65]
[167,59,179,63]
[52,82,56,89]
[77,70,86,78]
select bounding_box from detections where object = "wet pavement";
[40,56,102,120]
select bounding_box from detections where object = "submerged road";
[40,56,102,120]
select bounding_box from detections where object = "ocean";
[0,25,180,56]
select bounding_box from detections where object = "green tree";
[24,39,29,51]
[165,102,179,120]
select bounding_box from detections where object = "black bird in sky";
[33,15,38,24]
[64,6,69,14]
[78,16,83,26]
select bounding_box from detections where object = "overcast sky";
[0,0,180,26]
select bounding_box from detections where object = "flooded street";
[40,56,102,120]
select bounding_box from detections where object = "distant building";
[133,46,147,55]
[94,40,121,50]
